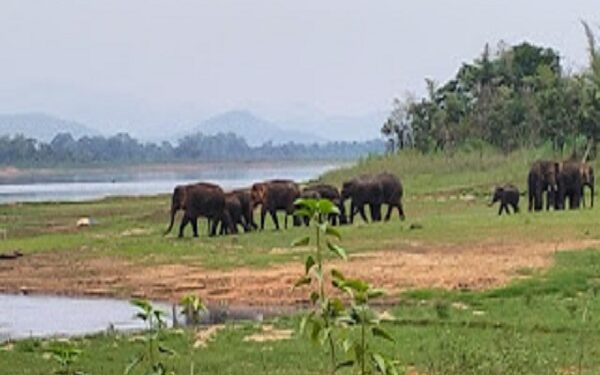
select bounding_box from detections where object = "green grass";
[0,149,598,270]
[3,248,600,374]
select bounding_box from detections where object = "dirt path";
[0,239,598,306]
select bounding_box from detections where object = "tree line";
[382,22,600,158]
[0,131,383,166]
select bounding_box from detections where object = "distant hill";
[0,113,99,141]
[185,110,326,146]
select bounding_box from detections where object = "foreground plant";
[333,271,398,375]
[125,299,176,375]
[293,198,398,375]
[47,343,86,375]
[180,294,207,326]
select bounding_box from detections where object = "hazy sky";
[0,0,597,137]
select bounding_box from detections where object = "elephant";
[579,163,594,208]
[217,192,250,235]
[341,175,384,223]
[489,185,520,215]
[302,184,347,225]
[231,188,257,230]
[376,172,406,221]
[251,179,301,230]
[556,161,583,210]
[527,160,559,211]
[164,182,231,238]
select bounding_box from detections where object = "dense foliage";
[0,132,383,166]
[383,24,600,157]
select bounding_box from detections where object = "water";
[0,294,170,342]
[0,294,297,342]
[0,162,342,203]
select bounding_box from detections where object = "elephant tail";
[164,190,183,236]
[164,205,178,236]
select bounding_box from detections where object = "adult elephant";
[556,161,583,210]
[164,182,231,238]
[251,179,301,230]
[376,172,406,221]
[231,188,257,230]
[527,160,559,211]
[303,184,347,225]
[341,175,384,223]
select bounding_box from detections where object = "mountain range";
[0,113,99,141]
[0,110,384,145]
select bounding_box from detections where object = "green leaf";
[335,360,355,370]
[310,320,322,342]
[158,344,177,356]
[304,255,316,275]
[367,288,386,300]
[310,291,319,305]
[331,268,346,281]
[343,278,369,293]
[327,242,347,260]
[124,354,144,375]
[342,338,353,353]
[299,313,313,335]
[325,226,342,240]
[294,275,312,288]
[291,236,310,247]
[372,327,395,343]
[316,199,336,214]
[329,298,346,315]
[372,353,387,374]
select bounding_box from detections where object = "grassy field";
[2,249,600,374]
[1,149,600,374]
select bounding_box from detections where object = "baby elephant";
[489,185,520,215]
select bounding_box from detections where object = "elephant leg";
[178,215,190,238]
[384,204,393,221]
[191,218,199,237]
[260,207,267,230]
[397,203,406,220]
[270,209,280,230]
[209,218,219,236]
[497,204,503,216]
[349,202,356,224]
[358,205,369,223]
[513,203,520,213]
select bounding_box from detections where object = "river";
[0,161,343,203]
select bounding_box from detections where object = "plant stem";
[361,309,366,375]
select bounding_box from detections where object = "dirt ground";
[0,239,598,306]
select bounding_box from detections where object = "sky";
[0,0,598,139]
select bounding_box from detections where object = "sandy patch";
[243,325,293,343]
[0,239,598,306]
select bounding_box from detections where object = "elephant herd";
[490,158,595,216]
[527,159,594,212]
[164,172,405,238]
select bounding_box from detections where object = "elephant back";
[262,180,301,209]
[185,183,226,218]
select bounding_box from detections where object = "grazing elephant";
[341,175,384,223]
[489,185,520,215]
[579,163,594,208]
[231,188,257,230]
[165,182,231,238]
[302,184,347,225]
[251,179,301,230]
[556,161,583,210]
[376,172,406,221]
[527,160,559,211]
